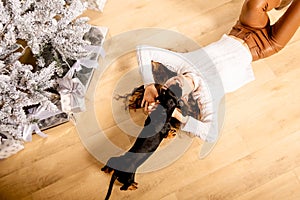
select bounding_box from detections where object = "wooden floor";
[1,0,300,199]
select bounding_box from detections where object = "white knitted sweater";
[136,34,254,142]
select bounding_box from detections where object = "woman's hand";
[141,84,159,113]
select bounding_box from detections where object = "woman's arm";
[172,82,218,143]
[136,45,198,87]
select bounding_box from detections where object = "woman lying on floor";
[137,0,300,142]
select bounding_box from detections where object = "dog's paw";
[128,182,138,190]
[101,165,114,174]
[166,128,177,138]
[120,182,138,191]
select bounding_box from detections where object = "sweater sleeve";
[181,76,219,143]
[136,45,198,87]
[181,116,218,142]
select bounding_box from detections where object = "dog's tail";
[104,173,117,200]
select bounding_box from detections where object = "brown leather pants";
[229,0,300,61]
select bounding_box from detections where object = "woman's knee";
[243,0,280,11]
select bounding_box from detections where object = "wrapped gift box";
[38,26,108,130]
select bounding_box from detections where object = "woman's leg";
[271,1,300,48]
[239,0,281,28]
[230,0,300,60]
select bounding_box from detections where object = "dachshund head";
[154,83,184,130]
[157,83,181,114]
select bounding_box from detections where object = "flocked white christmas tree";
[0,0,105,158]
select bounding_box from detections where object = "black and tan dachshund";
[101,63,200,200]
[101,83,182,199]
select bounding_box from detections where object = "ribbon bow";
[70,45,104,73]
[58,76,86,113]
[22,102,58,142]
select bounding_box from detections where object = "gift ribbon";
[22,123,48,142]
[22,102,58,142]
[67,44,104,79]
[58,43,104,113]
[58,76,86,113]
[84,45,106,58]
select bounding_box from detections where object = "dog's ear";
[167,82,182,99]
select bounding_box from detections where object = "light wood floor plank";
[0,137,97,199]
[233,171,300,200]
[0,123,78,177]
[174,130,300,200]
